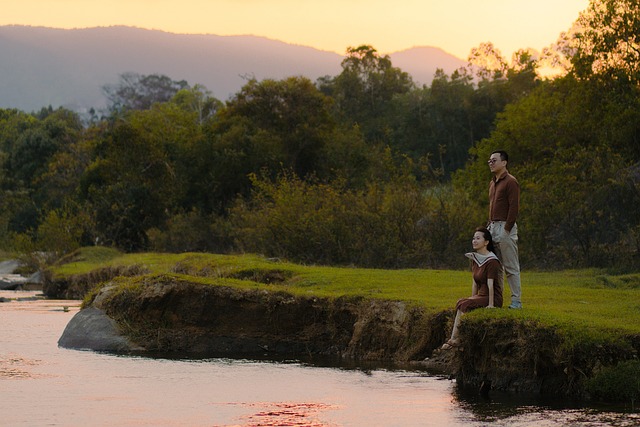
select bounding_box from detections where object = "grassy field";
[51,247,640,343]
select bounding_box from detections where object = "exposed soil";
[88,275,450,362]
[52,272,640,402]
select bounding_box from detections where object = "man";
[487,150,522,309]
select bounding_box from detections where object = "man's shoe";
[508,303,522,309]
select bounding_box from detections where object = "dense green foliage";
[2,0,640,270]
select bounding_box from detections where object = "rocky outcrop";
[59,275,449,362]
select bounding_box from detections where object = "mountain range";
[0,25,467,113]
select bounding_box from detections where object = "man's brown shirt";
[489,170,520,232]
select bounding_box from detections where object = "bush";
[586,360,640,409]
[10,208,88,270]
[147,211,233,253]
[229,173,479,268]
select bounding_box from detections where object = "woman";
[441,227,503,350]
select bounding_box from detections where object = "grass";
[51,247,640,341]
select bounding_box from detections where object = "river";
[1,290,637,427]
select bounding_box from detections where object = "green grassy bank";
[48,247,640,406]
[51,247,640,337]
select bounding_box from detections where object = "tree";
[468,42,541,110]
[0,108,83,235]
[0,110,31,159]
[388,69,475,177]
[567,0,640,83]
[212,76,336,181]
[454,75,640,267]
[171,85,222,125]
[81,123,162,250]
[7,128,56,187]
[468,42,508,80]
[319,45,414,143]
[103,72,190,112]
[543,1,640,163]
[6,107,82,186]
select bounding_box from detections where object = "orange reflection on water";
[217,402,340,427]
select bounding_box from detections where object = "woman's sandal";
[440,340,460,350]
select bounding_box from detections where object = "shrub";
[147,210,230,253]
[229,173,479,268]
[586,360,640,409]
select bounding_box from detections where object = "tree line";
[2,0,639,271]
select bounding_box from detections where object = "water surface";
[1,290,637,426]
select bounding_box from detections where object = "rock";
[58,307,144,353]
[26,270,44,284]
[0,274,28,290]
[419,345,460,375]
[0,259,32,290]
[0,259,21,274]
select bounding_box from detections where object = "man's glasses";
[487,158,501,164]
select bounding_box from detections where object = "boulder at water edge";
[58,307,143,352]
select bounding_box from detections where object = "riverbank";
[9,292,637,427]
[47,248,640,407]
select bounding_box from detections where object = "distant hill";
[0,25,466,113]
[390,46,467,85]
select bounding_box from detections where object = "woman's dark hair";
[475,226,495,253]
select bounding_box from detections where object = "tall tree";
[454,75,640,266]
[171,85,222,125]
[388,69,475,177]
[103,73,190,113]
[319,45,414,143]
[212,77,335,182]
[567,0,640,84]
[80,100,203,250]
[468,42,508,80]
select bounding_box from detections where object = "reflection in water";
[222,402,339,427]
[1,290,638,427]
[451,371,640,426]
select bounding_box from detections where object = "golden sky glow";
[3,0,589,59]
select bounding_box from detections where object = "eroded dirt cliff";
[88,274,450,362]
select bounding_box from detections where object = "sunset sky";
[3,0,590,60]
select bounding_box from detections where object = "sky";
[3,0,590,60]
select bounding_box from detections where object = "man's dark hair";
[491,150,509,162]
